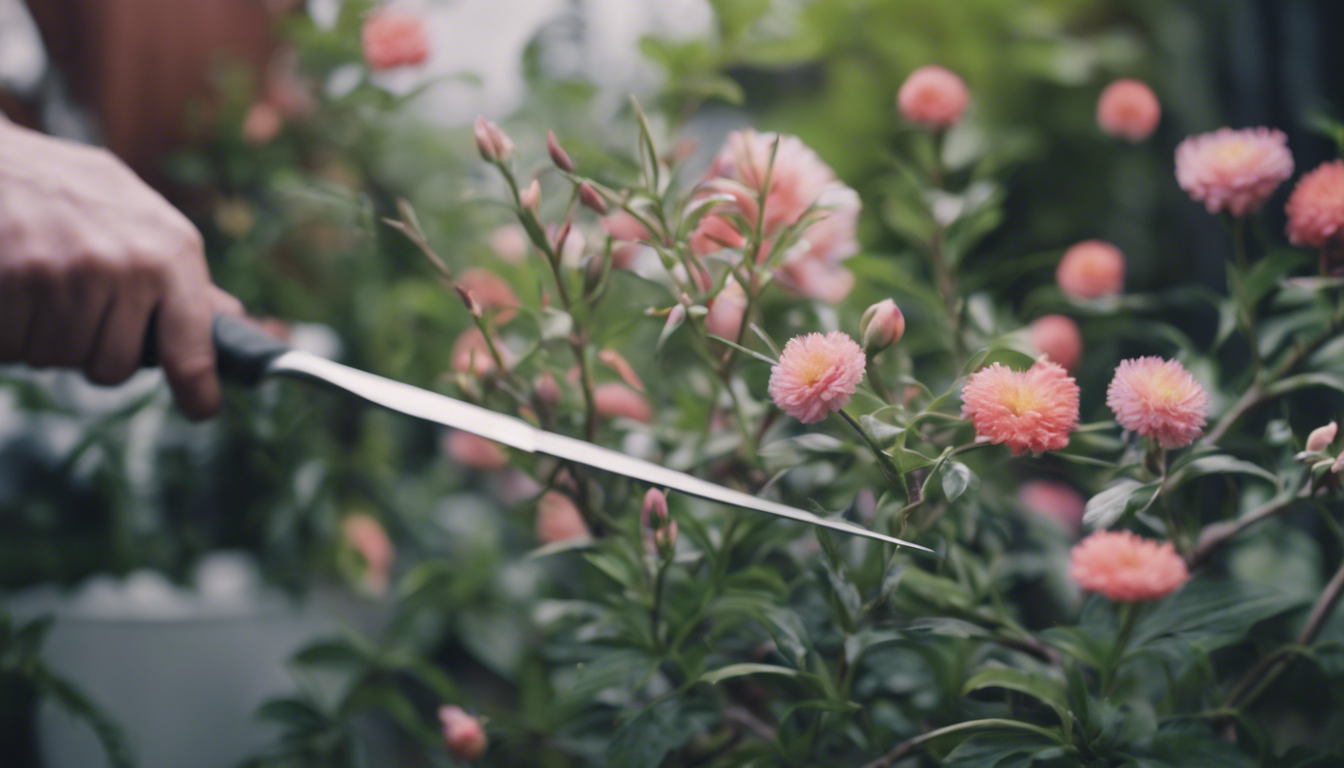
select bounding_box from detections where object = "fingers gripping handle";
[212,314,291,386]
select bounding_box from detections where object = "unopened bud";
[598,349,644,392]
[859,299,905,352]
[547,130,576,173]
[520,179,540,212]
[655,519,678,555]
[641,488,677,557]
[438,705,487,760]
[473,116,514,163]
[534,371,561,405]
[1307,421,1338,453]
[578,183,607,214]
[641,487,668,526]
[456,285,482,318]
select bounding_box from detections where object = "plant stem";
[860,718,1064,768]
[1103,602,1142,697]
[838,409,910,502]
[650,559,669,651]
[1228,216,1263,380]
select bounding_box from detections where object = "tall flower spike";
[960,359,1080,456]
[768,332,866,424]
[1106,357,1209,449]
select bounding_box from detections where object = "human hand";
[0,120,242,419]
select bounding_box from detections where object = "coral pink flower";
[536,490,590,544]
[707,130,843,235]
[1029,314,1083,371]
[1096,79,1161,142]
[593,383,653,423]
[768,332,866,424]
[1018,480,1086,534]
[1175,127,1294,216]
[341,513,395,593]
[705,280,748,341]
[242,102,282,145]
[961,359,1080,456]
[490,224,529,263]
[897,65,969,130]
[1307,421,1338,453]
[1057,240,1125,299]
[451,328,508,376]
[1106,357,1209,449]
[457,269,519,323]
[444,430,508,471]
[860,299,905,352]
[603,212,652,268]
[438,705,487,760]
[362,11,430,71]
[1286,160,1344,248]
[1069,530,1189,602]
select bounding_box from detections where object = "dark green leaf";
[607,698,717,768]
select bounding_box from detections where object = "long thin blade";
[268,350,930,552]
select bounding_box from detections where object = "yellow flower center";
[797,352,833,387]
[1211,139,1256,168]
[1001,381,1044,416]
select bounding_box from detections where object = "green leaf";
[1165,455,1281,491]
[1265,371,1344,398]
[709,594,812,666]
[291,638,370,670]
[889,446,937,475]
[943,732,1067,768]
[607,698,717,768]
[699,663,802,686]
[1132,580,1305,655]
[963,666,1072,739]
[1082,479,1157,529]
[940,461,974,502]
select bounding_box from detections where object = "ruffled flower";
[897,65,969,129]
[768,332,866,424]
[1057,240,1125,299]
[1028,314,1083,371]
[960,359,1080,455]
[1286,160,1344,248]
[1175,127,1293,217]
[362,11,430,71]
[1106,357,1209,449]
[1096,79,1161,142]
[1070,530,1189,602]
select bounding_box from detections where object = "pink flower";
[1286,160,1344,248]
[457,269,519,324]
[241,102,282,145]
[961,359,1080,456]
[705,280,748,341]
[768,332,866,424]
[1028,314,1083,371]
[897,65,969,130]
[778,259,856,303]
[547,130,576,173]
[438,705,487,760]
[1057,240,1125,299]
[341,513,395,594]
[1307,421,1338,453]
[689,214,747,258]
[444,430,508,471]
[707,130,843,235]
[474,117,515,163]
[1106,357,1209,449]
[490,224,529,264]
[1069,530,1189,602]
[520,179,541,212]
[603,212,652,268]
[362,11,430,71]
[1018,480,1086,534]
[859,299,905,352]
[451,328,508,376]
[1096,79,1161,142]
[536,490,590,544]
[1175,127,1294,217]
[593,383,653,423]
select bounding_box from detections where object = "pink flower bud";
[474,116,514,163]
[594,383,653,423]
[598,349,645,392]
[704,280,748,341]
[641,487,669,527]
[534,371,562,405]
[536,490,590,544]
[1028,314,1083,371]
[547,130,576,172]
[444,430,508,471]
[456,286,482,318]
[1097,79,1161,142]
[242,102,282,145]
[458,268,520,324]
[897,65,969,130]
[438,705,487,760]
[578,183,607,214]
[1057,240,1125,299]
[859,299,905,352]
[520,179,540,212]
[1307,421,1338,453]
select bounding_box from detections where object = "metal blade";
[268,350,930,552]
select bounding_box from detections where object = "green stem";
[1228,215,1263,380]
[838,409,910,502]
[860,718,1065,768]
[1104,601,1143,697]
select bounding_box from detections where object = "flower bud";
[473,116,514,163]
[547,129,576,172]
[641,488,677,557]
[1307,421,1338,453]
[859,299,905,352]
[520,179,540,212]
[438,705,487,760]
[641,487,669,527]
[456,285,482,318]
[534,371,561,406]
[598,349,645,392]
[578,182,607,214]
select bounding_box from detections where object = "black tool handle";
[212,314,291,387]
